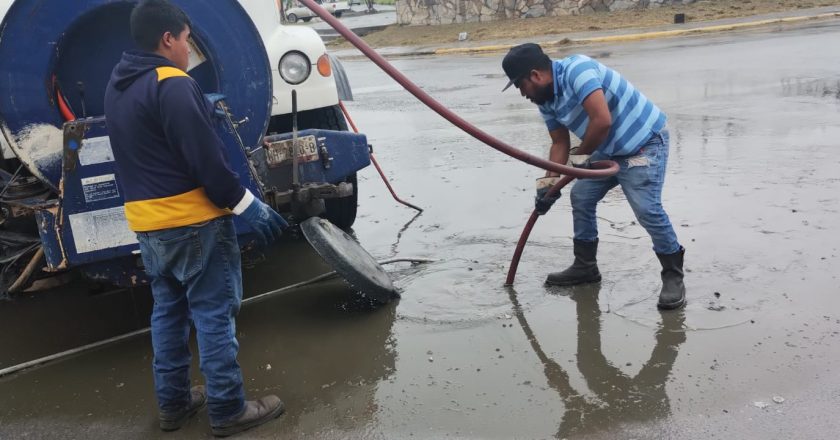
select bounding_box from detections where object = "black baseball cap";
[502,43,551,92]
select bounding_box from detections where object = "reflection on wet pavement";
[508,284,685,438]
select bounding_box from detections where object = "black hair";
[130,0,192,52]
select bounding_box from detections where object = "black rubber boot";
[656,246,686,310]
[159,385,207,432]
[545,239,602,286]
[211,395,285,437]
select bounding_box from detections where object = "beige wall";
[397,0,696,25]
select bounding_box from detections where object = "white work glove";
[535,176,562,215]
[569,154,592,169]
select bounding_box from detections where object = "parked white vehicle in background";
[324,0,350,17]
[284,0,338,22]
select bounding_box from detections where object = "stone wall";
[397,0,696,25]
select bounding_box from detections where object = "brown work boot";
[211,395,285,437]
[159,385,207,432]
[545,239,602,286]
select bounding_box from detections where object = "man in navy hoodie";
[104,0,286,436]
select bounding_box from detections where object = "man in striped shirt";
[502,43,685,310]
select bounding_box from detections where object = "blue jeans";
[137,216,245,424]
[570,129,681,255]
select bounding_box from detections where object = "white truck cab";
[237,0,350,133]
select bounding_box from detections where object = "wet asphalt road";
[2,20,840,439]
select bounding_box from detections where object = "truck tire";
[325,172,357,230]
[302,17,312,22]
[288,13,298,22]
[267,105,358,229]
[335,11,343,18]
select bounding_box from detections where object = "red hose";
[504,174,575,286]
[338,101,423,212]
[369,154,424,212]
[298,0,618,180]
[52,76,76,122]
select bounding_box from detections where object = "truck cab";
[235,1,358,230]
[237,0,348,118]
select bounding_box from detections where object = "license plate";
[265,135,319,167]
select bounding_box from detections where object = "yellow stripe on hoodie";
[125,188,230,232]
[155,66,189,82]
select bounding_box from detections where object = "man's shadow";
[506,284,686,438]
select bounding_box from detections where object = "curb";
[431,12,840,55]
[319,24,390,41]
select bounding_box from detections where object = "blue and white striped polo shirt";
[538,55,666,157]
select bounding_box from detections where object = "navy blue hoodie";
[104,51,246,232]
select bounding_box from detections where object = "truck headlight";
[279,52,311,85]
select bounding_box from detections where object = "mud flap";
[300,217,398,304]
[329,54,353,102]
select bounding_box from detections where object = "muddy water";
[2,21,840,439]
